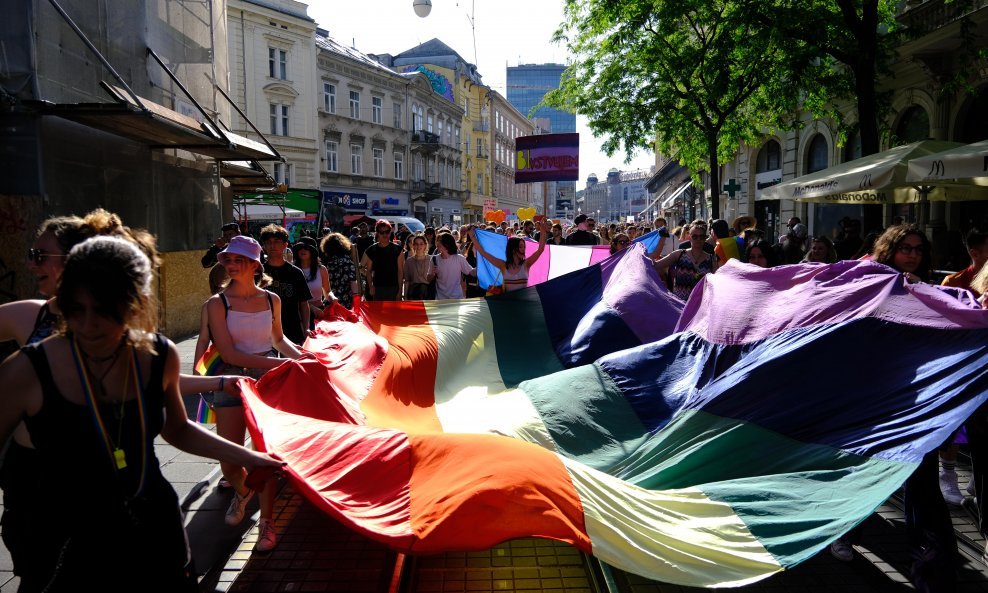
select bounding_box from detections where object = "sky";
[305,0,656,183]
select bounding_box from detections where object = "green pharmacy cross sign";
[723,178,742,199]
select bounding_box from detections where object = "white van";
[374,215,425,234]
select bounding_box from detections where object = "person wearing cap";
[205,234,305,553]
[566,214,598,246]
[202,222,241,269]
[360,220,404,301]
[779,222,809,264]
[259,225,312,346]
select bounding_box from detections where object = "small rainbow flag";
[195,344,223,376]
[195,395,216,424]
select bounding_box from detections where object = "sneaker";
[939,470,964,506]
[225,489,254,526]
[830,538,854,562]
[255,518,277,552]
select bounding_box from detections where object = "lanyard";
[70,337,148,496]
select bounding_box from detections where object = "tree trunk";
[855,54,881,156]
[708,134,721,220]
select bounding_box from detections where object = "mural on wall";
[400,66,455,103]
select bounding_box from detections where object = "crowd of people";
[3,205,988,590]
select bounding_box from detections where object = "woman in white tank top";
[469,219,550,292]
[205,235,303,553]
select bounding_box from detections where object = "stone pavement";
[3,333,988,592]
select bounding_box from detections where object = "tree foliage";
[546,0,810,218]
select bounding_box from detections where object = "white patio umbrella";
[759,140,984,205]
[905,138,988,186]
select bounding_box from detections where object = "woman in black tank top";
[0,236,285,592]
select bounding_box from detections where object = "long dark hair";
[292,243,320,281]
[505,237,524,268]
[871,224,933,281]
[436,232,458,255]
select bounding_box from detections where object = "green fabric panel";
[521,363,650,472]
[486,290,565,388]
[608,409,916,568]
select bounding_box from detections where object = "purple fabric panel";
[600,243,684,344]
[677,259,988,345]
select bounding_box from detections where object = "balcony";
[473,121,490,133]
[897,0,988,33]
[411,130,440,146]
[412,180,442,202]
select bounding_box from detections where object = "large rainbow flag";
[240,247,988,587]
[473,228,662,290]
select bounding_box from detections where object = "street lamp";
[412,0,432,17]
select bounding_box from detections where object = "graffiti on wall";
[400,66,455,104]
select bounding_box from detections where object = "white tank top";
[221,293,273,354]
[306,272,323,301]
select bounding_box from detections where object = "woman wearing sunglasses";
[609,233,631,255]
[653,221,719,301]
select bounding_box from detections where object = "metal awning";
[35,82,278,161]
[221,161,276,193]
[661,181,693,209]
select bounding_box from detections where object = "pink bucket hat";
[218,235,263,264]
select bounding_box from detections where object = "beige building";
[489,90,537,216]
[316,32,463,224]
[228,0,319,188]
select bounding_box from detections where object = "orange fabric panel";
[407,432,590,553]
[357,300,443,432]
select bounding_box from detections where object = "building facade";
[0,0,277,336]
[315,32,463,225]
[685,1,988,266]
[580,169,652,223]
[228,0,319,188]
[506,64,577,218]
[489,90,536,217]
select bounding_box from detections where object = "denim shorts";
[200,356,272,408]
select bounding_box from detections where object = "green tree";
[547,0,806,219]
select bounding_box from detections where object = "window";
[463,96,469,117]
[349,91,360,119]
[455,127,460,150]
[437,118,444,145]
[373,148,384,177]
[427,115,433,133]
[411,103,421,131]
[756,140,781,173]
[476,173,483,193]
[447,122,453,146]
[393,103,402,129]
[372,97,383,124]
[323,83,336,113]
[464,136,471,154]
[394,153,404,179]
[274,162,291,185]
[350,144,363,174]
[269,48,287,80]
[269,103,289,136]
[805,135,829,174]
[325,141,338,172]
[896,106,930,144]
[414,154,424,180]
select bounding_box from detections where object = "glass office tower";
[506,64,576,218]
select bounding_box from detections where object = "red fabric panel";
[406,433,590,553]
[242,376,416,546]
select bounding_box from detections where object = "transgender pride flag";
[473,228,662,289]
[240,249,988,587]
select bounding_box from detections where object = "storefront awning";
[34,83,278,161]
[661,181,693,209]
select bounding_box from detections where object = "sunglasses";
[896,244,923,255]
[28,248,68,265]
[617,240,630,245]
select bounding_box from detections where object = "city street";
[2,333,987,592]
